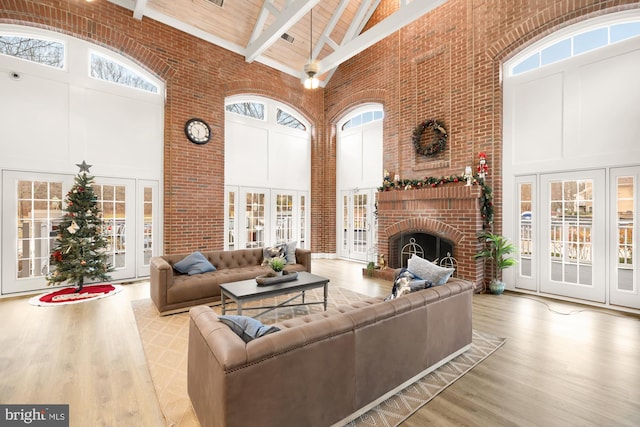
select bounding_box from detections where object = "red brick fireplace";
[376,185,484,290]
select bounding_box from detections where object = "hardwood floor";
[1,259,639,426]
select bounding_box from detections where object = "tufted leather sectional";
[150,248,311,315]
[187,278,473,427]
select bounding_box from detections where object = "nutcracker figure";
[477,152,489,179]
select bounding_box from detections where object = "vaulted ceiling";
[107,0,446,87]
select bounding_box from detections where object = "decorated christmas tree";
[47,161,113,291]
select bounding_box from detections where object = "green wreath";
[412,119,448,156]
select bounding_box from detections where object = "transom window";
[276,108,306,130]
[90,51,159,93]
[342,109,383,131]
[511,19,640,76]
[225,102,265,120]
[0,34,64,68]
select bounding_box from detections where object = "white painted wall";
[0,25,164,179]
[0,25,164,294]
[502,11,640,307]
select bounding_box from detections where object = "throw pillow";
[407,254,454,286]
[262,244,286,266]
[284,241,297,264]
[218,315,281,343]
[385,268,432,301]
[173,251,216,275]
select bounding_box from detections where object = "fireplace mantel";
[377,184,482,205]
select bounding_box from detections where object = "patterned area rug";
[131,287,505,427]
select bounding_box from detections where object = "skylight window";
[276,109,305,130]
[510,19,640,76]
[342,110,383,131]
[90,51,158,93]
[225,102,265,120]
[0,35,64,68]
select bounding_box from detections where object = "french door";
[137,180,159,277]
[515,176,536,291]
[610,167,639,309]
[226,187,308,250]
[340,189,376,262]
[1,171,152,294]
[515,168,640,309]
[539,170,606,302]
[2,172,72,294]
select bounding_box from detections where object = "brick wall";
[324,0,640,278]
[3,0,639,274]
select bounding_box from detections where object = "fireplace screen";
[389,232,454,269]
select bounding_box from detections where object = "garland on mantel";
[378,174,494,227]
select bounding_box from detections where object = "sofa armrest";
[295,248,311,272]
[188,306,248,427]
[150,256,174,312]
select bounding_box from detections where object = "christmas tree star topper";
[76,160,92,173]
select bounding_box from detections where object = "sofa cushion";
[173,251,216,275]
[407,254,454,286]
[218,315,280,343]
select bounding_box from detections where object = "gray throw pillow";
[407,254,454,286]
[285,241,297,264]
[218,315,280,343]
[173,251,216,275]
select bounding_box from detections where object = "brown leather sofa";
[150,248,311,315]
[187,278,473,427]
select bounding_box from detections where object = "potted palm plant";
[474,231,517,294]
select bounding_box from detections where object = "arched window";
[225,102,265,120]
[224,96,310,250]
[0,34,64,68]
[89,51,159,93]
[337,104,384,263]
[276,108,306,130]
[341,109,384,131]
[510,17,640,76]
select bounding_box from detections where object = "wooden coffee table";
[220,272,329,318]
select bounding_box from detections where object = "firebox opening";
[389,232,454,269]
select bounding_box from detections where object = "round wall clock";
[184,118,211,145]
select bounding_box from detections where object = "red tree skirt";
[29,284,122,306]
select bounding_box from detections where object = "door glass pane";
[519,182,533,277]
[617,176,634,291]
[228,191,236,250]
[342,195,348,250]
[275,194,293,243]
[95,184,126,269]
[299,195,306,249]
[245,192,265,248]
[353,194,368,254]
[143,186,153,266]
[16,180,63,279]
[549,179,593,285]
